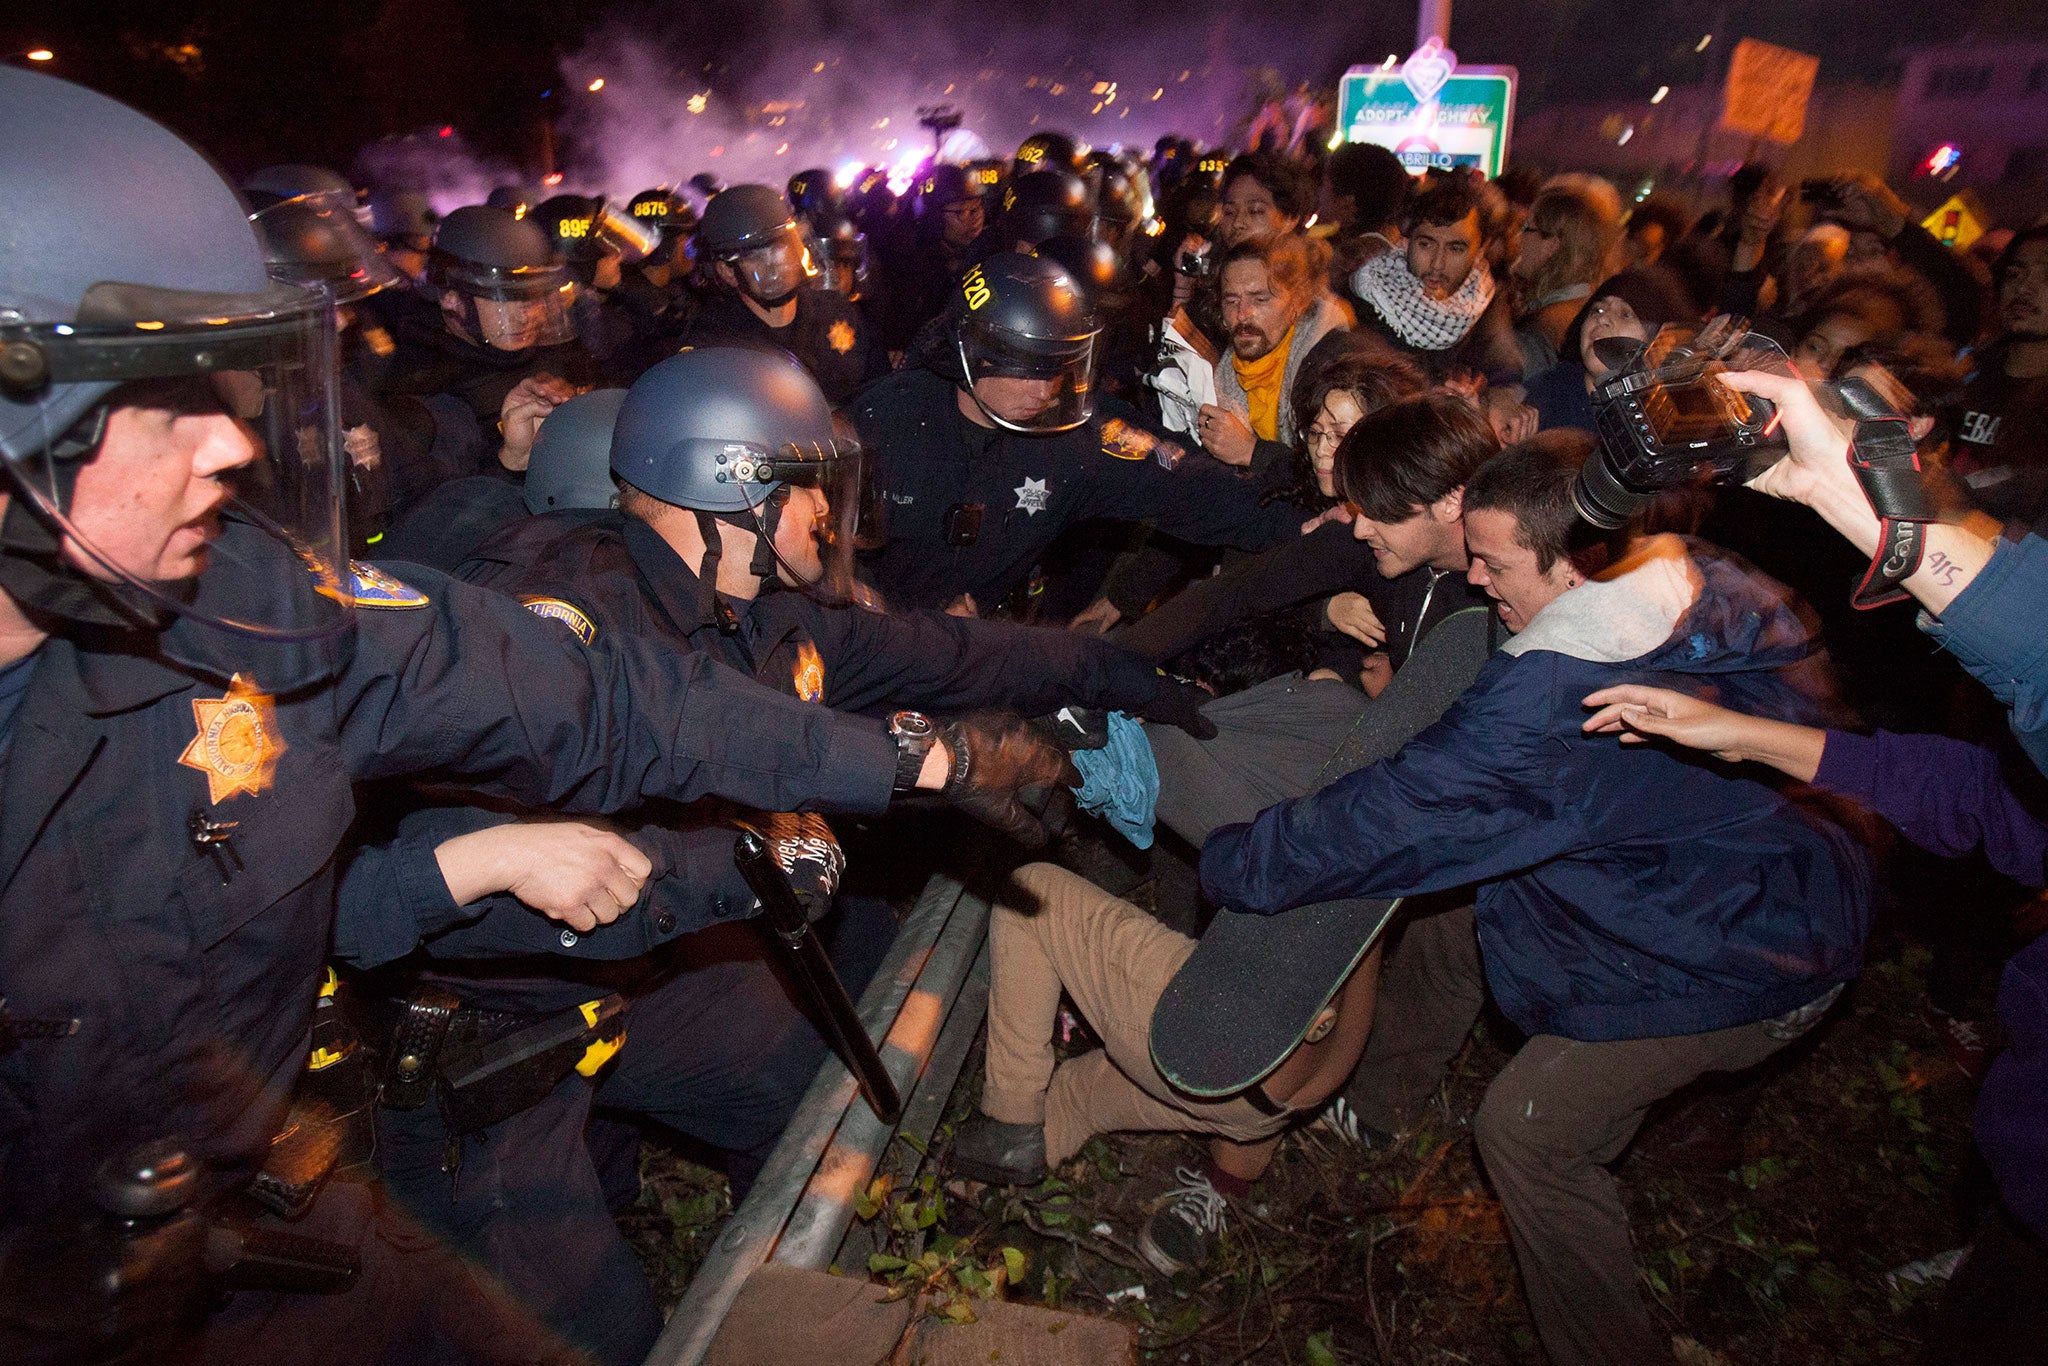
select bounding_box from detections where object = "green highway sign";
[1336,48,1517,178]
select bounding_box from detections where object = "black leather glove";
[936,712,1084,849]
[1033,704,1111,751]
[1129,671,1218,740]
[741,810,844,923]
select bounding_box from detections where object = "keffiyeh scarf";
[1353,250,1496,352]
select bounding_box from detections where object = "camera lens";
[1571,445,1649,530]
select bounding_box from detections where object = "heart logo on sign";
[1402,39,1457,105]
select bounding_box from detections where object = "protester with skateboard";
[1201,433,1875,1366]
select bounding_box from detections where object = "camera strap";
[1833,378,1937,610]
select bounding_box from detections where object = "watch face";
[892,711,934,739]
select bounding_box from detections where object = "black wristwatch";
[888,710,937,793]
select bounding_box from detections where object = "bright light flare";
[543,171,565,186]
[26,49,54,62]
[1651,85,1669,104]
[1616,124,1635,146]
[1327,131,1344,150]
[1382,54,1398,70]
[834,160,865,189]
[885,148,924,196]
[1695,34,1713,52]
[587,78,605,92]
[687,93,708,114]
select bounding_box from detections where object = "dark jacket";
[337,510,1163,980]
[1112,520,1491,674]
[851,365,1309,611]
[0,521,896,1225]
[1200,537,1874,1042]
[683,288,887,407]
[460,511,1164,718]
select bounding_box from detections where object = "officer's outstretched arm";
[338,564,900,816]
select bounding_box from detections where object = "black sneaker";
[949,1114,1047,1186]
[1138,1165,1229,1275]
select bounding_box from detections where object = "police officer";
[0,68,1072,1363]
[378,203,599,465]
[879,163,993,353]
[614,188,704,375]
[682,184,883,406]
[853,252,1309,614]
[351,347,1156,1363]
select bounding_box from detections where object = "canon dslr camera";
[1573,318,1796,528]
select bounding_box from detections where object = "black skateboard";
[1150,607,1495,1098]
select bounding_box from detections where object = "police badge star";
[178,674,287,804]
[826,319,858,355]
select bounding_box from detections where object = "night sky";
[6,0,2039,187]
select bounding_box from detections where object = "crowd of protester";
[5,55,2048,1366]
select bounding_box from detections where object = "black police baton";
[733,831,903,1125]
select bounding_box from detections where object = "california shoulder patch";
[1100,417,1158,462]
[521,596,598,645]
[179,673,287,804]
[826,319,858,355]
[349,562,430,609]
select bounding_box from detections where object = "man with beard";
[1950,225,2048,525]
[1352,173,1523,392]
[1193,234,1350,487]
[682,184,885,407]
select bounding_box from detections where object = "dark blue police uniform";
[850,365,1310,611]
[0,520,897,1363]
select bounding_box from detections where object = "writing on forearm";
[1927,550,1962,586]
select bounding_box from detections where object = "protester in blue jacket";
[1201,433,1875,1366]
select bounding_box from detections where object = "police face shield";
[956,318,1100,434]
[250,199,406,305]
[431,255,576,351]
[723,225,818,306]
[728,437,867,604]
[0,281,354,640]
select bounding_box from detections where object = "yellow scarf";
[1231,329,1293,442]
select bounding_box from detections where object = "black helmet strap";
[690,495,784,635]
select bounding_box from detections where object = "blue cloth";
[1201,540,1874,1043]
[1813,726,2048,1243]
[1072,710,1160,849]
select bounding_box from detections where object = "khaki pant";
[982,863,1286,1164]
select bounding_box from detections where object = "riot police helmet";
[426,205,575,350]
[251,196,406,302]
[627,187,697,264]
[368,187,437,245]
[696,185,817,307]
[485,184,544,219]
[523,388,628,513]
[244,163,358,214]
[1013,131,1080,176]
[610,347,868,605]
[0,66,355,639]
[785,168,842,224]
[1001,169,1095,250]
[945,252,1101,433]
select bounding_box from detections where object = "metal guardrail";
[644,871,991,1366]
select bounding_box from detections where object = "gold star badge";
[178,674,287,804]
[827,319,858,355]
